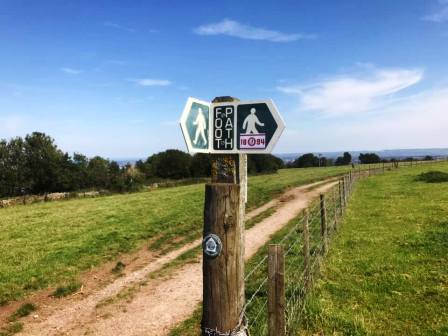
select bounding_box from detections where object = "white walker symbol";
[242,108,264,134]
[193,108,207,146]
[180,97,285,154]
[179,97,211,153]
[240,107,266,149]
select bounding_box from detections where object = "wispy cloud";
[194,19,314,42]
[278,67,423,117]
[422,0,448,22]
[103,21,136,33]
[130,78,172,87]
[61,67,82,75]
[280,86,448,152]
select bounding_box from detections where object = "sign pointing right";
[211,99,285,154]
[180,98,285,154]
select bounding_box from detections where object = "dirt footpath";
[18,180,337,336]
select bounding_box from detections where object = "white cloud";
[131,78,172,87]
[277,86,448,152]
[194,19,314,42]
[422,1,448,22]
[61,67,82,75]
[278,67,423,116]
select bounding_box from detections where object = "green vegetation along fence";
[240,162,404,335]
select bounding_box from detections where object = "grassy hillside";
[0,166,351,304]
[300,162,448,335]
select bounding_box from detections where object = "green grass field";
[0,166,351,304]
[169,183,340,336]
[301,162,448,335]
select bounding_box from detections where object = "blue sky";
[1,0,447,158]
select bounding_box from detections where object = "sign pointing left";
[180,96,285,154]
[179,97,211,153]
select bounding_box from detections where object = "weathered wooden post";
[319,194,328,254]
[303,210,311,290]
[338,180,343,217]
[268,245,285,336]
[333,185,338,231]
[202,97,247,335]
[180,95,285,335]
[342,176,347,208]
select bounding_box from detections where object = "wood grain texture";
[202,183,244,334]
[268,245,285,336]
[320,194,328,255]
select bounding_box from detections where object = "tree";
[424,155,433,161]
[318,156,333,167]
[108,161,125,192]
[88,156,110,188]
[335,152,352,166]
[151,149,192,179]
[248,154,284,174]
[123,164,144,191]
[0,138,29,197]
[24,132,65,193]
[72,153,89,190]
[293,153,319,168]
[190,153,212,177]
[358,153,381,164]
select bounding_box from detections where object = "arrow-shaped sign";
[180,97,285,154]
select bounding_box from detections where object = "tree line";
[287,152,431,168]
[0,132,145,198]
[0,132,284,198]
[135,149,284,180]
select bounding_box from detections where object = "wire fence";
[201,159,447,336]
[241,159,444,335]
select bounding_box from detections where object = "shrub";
[8,303,37,321]
[417,171,448,183]
[51,282,81,298]
[112,261,126,274]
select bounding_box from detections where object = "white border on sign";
[179,97,212,154]
[209,99,285,154]
[209,102,238,153]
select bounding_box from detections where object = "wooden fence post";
[303,210,311,290]
[268,245,285,336]
[342,176,347,207]
[320,194,328,254]
[338,180,343,217]
[202,96,247,336]
[333,184,339,231]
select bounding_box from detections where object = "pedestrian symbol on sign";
[180,97,285,154]
[242,108,264,134]
[180,97,211,153]
[193,107,207,146]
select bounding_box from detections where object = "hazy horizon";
[1,0,447,157]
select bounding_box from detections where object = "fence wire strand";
[242,167,389,335]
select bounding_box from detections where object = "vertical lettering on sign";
[213,105,234,150]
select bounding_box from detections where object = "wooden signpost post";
[180,96,285,335]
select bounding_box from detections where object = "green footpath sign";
[180,98,285,154]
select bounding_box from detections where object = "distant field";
[0,166,351,303]
[300,162,448,335]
